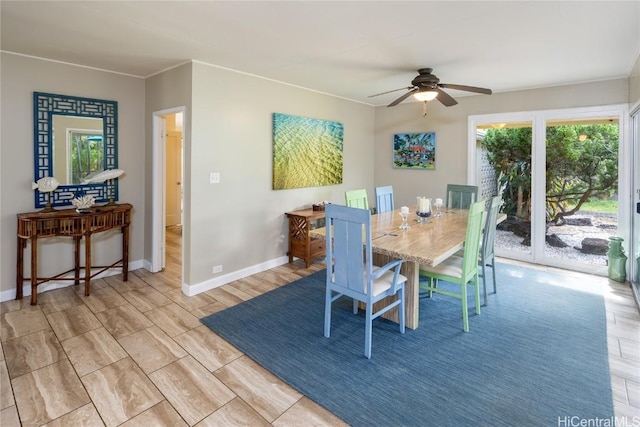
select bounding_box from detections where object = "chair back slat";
[375,185,394,213]
[461,200,485,281]
[345,189,369,210]
[446,184,479,210]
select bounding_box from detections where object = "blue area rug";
[201,264,613,427]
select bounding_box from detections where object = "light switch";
[209,172,220,184]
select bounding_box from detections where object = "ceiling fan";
[369,68,492,107]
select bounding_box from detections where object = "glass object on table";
[434,197,443,217]
[399,206,410,230]
[416,197,432,223]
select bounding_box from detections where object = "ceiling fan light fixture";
[413,90,438,102]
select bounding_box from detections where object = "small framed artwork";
[393,132,436,169]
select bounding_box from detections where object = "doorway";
[469,105,629,276]
[151,108,185,277]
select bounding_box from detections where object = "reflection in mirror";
[33,92,118,209]
[53,116,104,185]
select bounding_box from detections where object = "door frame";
[151,106,186,273]
[630,100,640,289]
[468,104,630,274]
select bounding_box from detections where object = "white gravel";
[495,214,618,267]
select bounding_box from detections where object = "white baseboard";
[3,256,297,302]
[1,259,145,303]
[182,256,291,296]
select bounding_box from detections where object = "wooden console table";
[285,208,326,268]
[16,203,132,305]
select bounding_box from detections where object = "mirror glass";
[53,115,104,185]
[33,92,118,208]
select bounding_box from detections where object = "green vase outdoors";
[607,236,627,283]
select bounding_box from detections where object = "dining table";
[310,207,506,330]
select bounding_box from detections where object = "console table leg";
[16,237,24,300]
[30,235,38,305]
[84,234,91,297]
[122,225,129,281]
[74,236,81,285]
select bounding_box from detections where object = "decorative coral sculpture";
[72,195,96,212]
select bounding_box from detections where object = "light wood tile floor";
[1,226,638,425]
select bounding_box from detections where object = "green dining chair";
[446,184,479,210]
[375,185,394,213]
[345,189,369,210]
[324,204,407,359]
[418,200,485,332]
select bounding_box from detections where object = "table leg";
[84,233,91,297]
[30,235,38,305]
[16,237,24,300]
[122,225,129,281]
[74,236,81,285]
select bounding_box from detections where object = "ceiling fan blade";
[368,87,413,98]
[439,83,492,95]
[435,88,458,107]
[387,88,418,107]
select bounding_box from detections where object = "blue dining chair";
[324,204,406,359]
[345,189,369,210]
[419,200,485,332]
[446,184,479,210]
[375,185,394,213]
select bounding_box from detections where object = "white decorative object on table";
[82,169,125,184]
[71,195,96,213]
[82,169,125,205]
[416,196,432,223]
[32,176,60,212]
[399,206,410,230]
[434,198,443,217]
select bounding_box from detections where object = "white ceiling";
[1,1,638,106]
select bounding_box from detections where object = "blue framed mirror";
[33,92,118,208]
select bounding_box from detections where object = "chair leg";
[352,299,359,314]
[324,288,332,338]
[398,286,405,334]
[474,274,481,315]
[461,281,469,332]
[491,257,497,294]
[364,304,373,359]
[481,261,488,306]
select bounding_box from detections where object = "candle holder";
[416,197,432,223]
[434,198,443,218]
[399,210,410,230]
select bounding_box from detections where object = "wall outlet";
[209,172,220,184]
[212,265,223,273]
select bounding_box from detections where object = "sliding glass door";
[469,105,629,275]
[474,120,533,261]
[631,107,640,285]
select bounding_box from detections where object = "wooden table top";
[311,208,505,267]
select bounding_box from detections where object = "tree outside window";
[69,131,104,184]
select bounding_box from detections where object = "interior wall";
[374,78,629,210]
[144,63,192,280]
[185,62,375,288]
[0,52,146,300]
